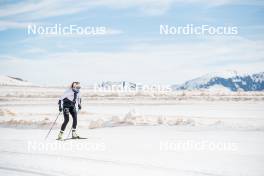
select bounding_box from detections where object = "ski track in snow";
[0,150,224,176]
[1,126,264,176]
[0,166,65,176]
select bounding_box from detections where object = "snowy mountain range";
[0,75,33,86]
[177,70,264,91]
[1,70,264,91]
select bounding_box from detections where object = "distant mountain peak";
[177,71,264,91]
[0,75,33,86]
[204,70,239,78]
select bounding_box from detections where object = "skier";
[57,82,82,140]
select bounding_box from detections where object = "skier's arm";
[58,100,62,112]
[58,90,68,112]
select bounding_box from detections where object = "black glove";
[78,104,82,111]
[58,100,62,112]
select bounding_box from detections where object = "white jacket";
[59,88,81,107]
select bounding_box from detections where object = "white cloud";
[0,0,263,20]
[0,0,263,30]
[105,28,124,35]
[0,37,263,85]
[0,20,30,31]
[25,47,46,54]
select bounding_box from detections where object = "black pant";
[60,106,77,131]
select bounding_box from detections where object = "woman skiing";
[57,82,82,140]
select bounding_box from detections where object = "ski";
[62,137,87,141]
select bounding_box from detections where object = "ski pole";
[45,112,61,140]
[67,126,72,139]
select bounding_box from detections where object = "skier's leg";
[57,108,69,140]
[69,107,77,129]
[60,108,70,131]
[69,107,79,138]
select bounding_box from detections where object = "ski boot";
[72,129,80,139]
[57,130,64,140]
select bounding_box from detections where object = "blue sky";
[0,0,263,86]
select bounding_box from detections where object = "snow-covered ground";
[1,127,264,176]
[0,86,264,176]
